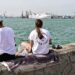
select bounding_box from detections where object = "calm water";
[1,17,75,46]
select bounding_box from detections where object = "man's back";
[0,27,16,55]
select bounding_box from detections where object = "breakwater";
[0,43,75,75]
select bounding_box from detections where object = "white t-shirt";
[28,28,51,55]
[0,27,16,55]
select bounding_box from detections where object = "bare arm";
[28,40,33,52]
[49,39,52,45]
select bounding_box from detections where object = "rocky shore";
[0,43,75,75]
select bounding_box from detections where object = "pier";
[0,43,75,75]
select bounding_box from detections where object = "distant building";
[21,12,25,18]
[63,16,72,19]
[25,11,29,18]
[51,15,63,19]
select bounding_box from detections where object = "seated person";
[16,19,52,57]
[0,20,16,62]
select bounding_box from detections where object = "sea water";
[1,17,75,46]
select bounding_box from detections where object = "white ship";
[29,13,50,19]
[27,11,50,19]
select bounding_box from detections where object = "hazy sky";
[0,0,75,16]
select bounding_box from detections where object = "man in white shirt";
[0,20,16,61]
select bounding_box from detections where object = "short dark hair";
[0,20,3,26]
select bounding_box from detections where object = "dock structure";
[0,43,75,75]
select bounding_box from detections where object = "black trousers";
[0,53,15,62]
